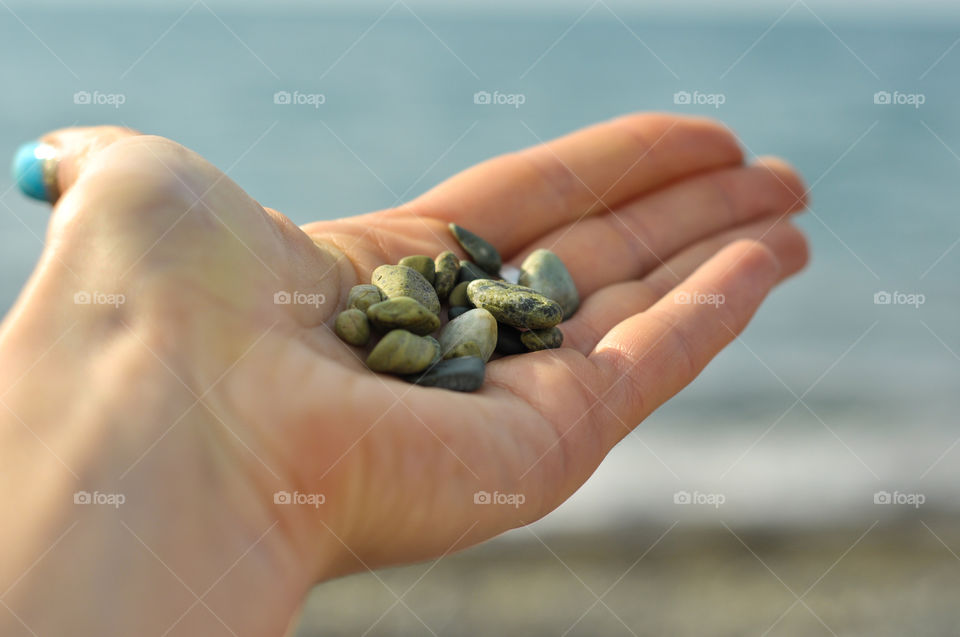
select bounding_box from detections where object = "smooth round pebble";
[521,326,564,351]
[403,356,485,392]
[366,329,438,374]
[449,223,501,275]
[372,264,441,315]
[433,251,459,299]
[335,309,370,346]
[518,249,580,318]
[347,284,383,312]
[466,279,563,329]
[448,281,472,308]
[398,255,435,286]
[366,296,440,335]
[438,308,497,362]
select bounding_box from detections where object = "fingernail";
[11,141,60,202]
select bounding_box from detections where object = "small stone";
[466,280,563,329]
[449,223,501,275]
[366,329,438,374]
[403,356,485,392]
[458,260,492,284]
[438,308,497,362]
[495,324,527,356]
[372,264,441,315]
[366,297,440,336]
[521,327,564,351]
[335,309,370,347]
[443,341,482,360]
[433,251,459,299]
[347,284,383,312]
[518,249,580,318]
[398,255,435,286]
[448,281,472,308]
[448,305,470,320]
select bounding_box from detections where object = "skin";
[0,114,808,636]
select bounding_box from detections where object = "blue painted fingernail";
[11,141,59,202]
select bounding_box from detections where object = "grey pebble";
[449,223,501,275]
[403,356,485,392]
[518,249,579,318]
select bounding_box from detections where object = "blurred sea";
[1,4,958,530]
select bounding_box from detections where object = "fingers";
[515,156,807,297]
[12,126,140,203]
[410,113,744,256]
[586,239,783,442]
[562,217,808,353]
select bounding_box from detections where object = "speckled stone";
[521,326,564,351]
[447,305,470,320]
[371,264,441,315]
[433,251,460,299]
[366,329,438,374]
[403,356,485,392]
[448,281,472,308]
[466,280,563,329]
[438,308,497,362]
[398,255,436,286]
[335,309,370,346]
[366,296,440,336]
[495,323,527,356]
[457,260,492,284]
[347,284,383,312]
[443,341,482,360]
[449,223,501,275]
[518,249,579,318]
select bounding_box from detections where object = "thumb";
[11,126,139,203]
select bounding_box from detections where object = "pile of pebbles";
[334,223,579,392]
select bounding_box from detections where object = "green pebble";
[495,323,527,356]
[433,251,460,299]
[449,223,501,275]
[521,327,564,351]
[335,309,370,347]
[438,308,497,362]
[366,296,440,336]
[466,279,563,329]
[371,264,441,315]
[398,255,436,286]
[448,305,470,320]
[347,284,383,312]
[518,249,580,318]
[366,329,438,374]
[403,356,485,392]
[443,341,482,360]
[448,281,472,308]
[457,260,492,284]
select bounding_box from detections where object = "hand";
[0,115,807,636]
